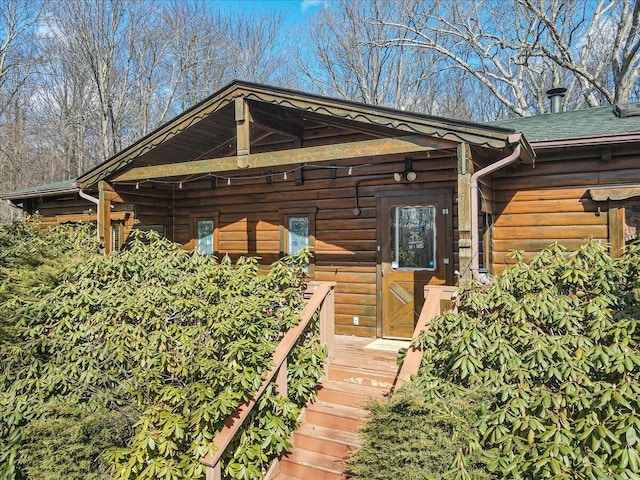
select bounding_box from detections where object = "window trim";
[390,204,437,272]
[191,213,219,256]
[279,207,316,276]
[111,221,123,252]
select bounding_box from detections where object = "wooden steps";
[271,336,403,480]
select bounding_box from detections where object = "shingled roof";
[488,104,640,143]
[1,179,78,201]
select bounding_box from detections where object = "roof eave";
[78,81,520,189]
[1,186,80,202]
[530,131,640,149]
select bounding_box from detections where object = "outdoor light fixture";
[394,158,417,182]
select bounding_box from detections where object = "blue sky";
[210,0,328,25]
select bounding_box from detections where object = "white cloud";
[301,0,329,13]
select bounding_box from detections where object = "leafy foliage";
[406,241,640,479]
[0,217,98,345]
[18,405,135,480]
[346,385,492,480]
[0,225,324,479]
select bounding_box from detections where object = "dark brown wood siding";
[490,143,640,272]
[150,153,461,337]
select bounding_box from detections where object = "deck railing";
[200,281,336,480]
[395,285,458,391]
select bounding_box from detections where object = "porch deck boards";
[331,335,404,374]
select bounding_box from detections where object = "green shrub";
[18,405,135,480]
[346,385,492,480]
[0,228,324,480]
[408,241,640,479]
[0,218,98,346]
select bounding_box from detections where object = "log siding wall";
[154,153,461,337]
[490,143,640,272]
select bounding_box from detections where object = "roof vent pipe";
[546,87,567,113]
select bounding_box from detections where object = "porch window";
[196,219,215,255]
[391,205,436,270]
[287,216,309,254]
[279,207,316,276]
[111,222,123,252]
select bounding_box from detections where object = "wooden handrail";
[395,285,457,391]
[201,281,336,480]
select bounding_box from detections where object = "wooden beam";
[98,181,112,254]
[609,201,624,258]
[457,143,474,281]
[236,97,250,169]
[112,134,459,182]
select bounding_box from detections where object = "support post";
[98,181,112,254]
[319,285,335,360]
[235,97,250,169]
[275,358,288,398]
[609,201,624,258]
[457,143,473,282]
[205,463,221,480]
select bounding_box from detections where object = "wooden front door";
[377,193,452,338]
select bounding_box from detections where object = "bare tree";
[519,0,640,106]
[224,11,290,84]
[296,0,444,111]
[381,0,640,117]
[0,0,41,115]
[159,0,230,112]
[0,0,300,225]
[0,0,44,223]
[45,0,145,161]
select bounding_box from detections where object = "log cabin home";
[3,81,640,339]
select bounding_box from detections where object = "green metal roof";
[487,105,640,142]
[1,178,77,200]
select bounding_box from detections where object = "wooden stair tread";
[330,354,400,373]
[306,400,368,419]
[319,378,388,397]
[295,423,363,446]
[328,365,396,389]
[316,378,388,408]
[281,447,345,473]
[272,335,402,480]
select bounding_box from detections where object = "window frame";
[191,213,219,256]
[390,204,437,272]
[279,207,316,276]
[111,221,123,252]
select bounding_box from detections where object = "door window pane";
[196,220,214,255]
[288,216,309,254]
[392,206,436,270]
